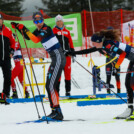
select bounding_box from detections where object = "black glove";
[70,48,76,57]
[112,68,117,76]
[11,22,29,34]
[65,50,74,56]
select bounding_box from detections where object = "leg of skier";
[64,56,71,96]
[115,61,134,119]
[115,67,121,93]
[105,58,112,94]
[17,63,29,98]
[46,48,66,120]
[11,64,19,99]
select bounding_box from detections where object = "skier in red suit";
[11,34,29,98]
[53,14,75,96]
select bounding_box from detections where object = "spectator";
[53,14,75,96]
[0,14,15,104]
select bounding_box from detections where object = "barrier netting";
[1,9,134,58]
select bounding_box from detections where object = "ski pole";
[71,75,81,89]
[118,70,134,74]
[75,60,127,103]
[14,29,43,122]
[21,30,48,123]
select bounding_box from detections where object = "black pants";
[106,58,120,89]
[125,61,134,109]
[46,48,66,108]
[0,59,11,97]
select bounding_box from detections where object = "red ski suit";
[53,26,74,81]
[11,42,23,91]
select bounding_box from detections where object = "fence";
[1,9,134,57]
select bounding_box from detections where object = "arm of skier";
[67,47,99,56]
[8,29,15,57]
[22,26,52,43]
[104,43,126,69]
[11,22,51,43]
[11,22,31,40]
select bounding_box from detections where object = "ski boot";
[114,107,133,119]
[11,91,18,99]
[0,93,10,105]
[117,89,121,93]
[107,89,111,94]
[66,92,71,96]
[47,107,64,120]
[126,112,134,121]
[105,84,111,94]
[25,91,30,98]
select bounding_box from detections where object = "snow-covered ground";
[0,56,134,134]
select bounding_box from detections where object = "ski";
[125,115,134,121]
[16,117,86,124]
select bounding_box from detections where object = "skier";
[0,14,15,104]
[53,14,75,96]
[105,27,121,94]
[11,12,66,120]
[68,29,134,119]
[11,34,29,99]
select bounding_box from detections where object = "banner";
[4,13,82,48]
[123,20,134,46]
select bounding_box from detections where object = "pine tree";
[0,0,24,16]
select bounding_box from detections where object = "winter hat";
[55,14,63,22]
[91,34,104,43]
[0,14,3,19]
[32,12,43,20]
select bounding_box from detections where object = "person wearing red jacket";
[0,14,15,104]
[53,14,75,96]
[11,34,29,99]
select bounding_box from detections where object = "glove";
[112,68,117,76]
[66,50,74,56]
[70,48,76,57]
[11,22,19,29]
[17,24,29,33]
[17,24,25,30]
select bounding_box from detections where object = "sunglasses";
[34,19,43,24]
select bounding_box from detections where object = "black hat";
[91,34,104,43]
[0,14,3,19]
[32,12,43,20]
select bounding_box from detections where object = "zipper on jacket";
[62,30,65,51]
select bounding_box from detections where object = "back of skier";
[11,12,66,120]
[68,29,134,120]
